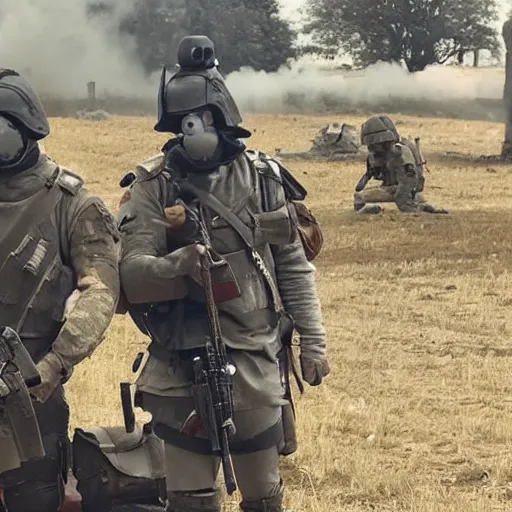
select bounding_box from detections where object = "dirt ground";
[42,113,512,511]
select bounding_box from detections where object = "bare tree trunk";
[457,50,464,64]
[502,20,512,158]
[473,49,479,67]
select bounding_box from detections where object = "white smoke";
[225,59,505,114]
[0,0,506,118]
[0,0,155,98]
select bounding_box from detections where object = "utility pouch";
[253,203,297,246]
[71,423,166,512]
[207,251,241,304]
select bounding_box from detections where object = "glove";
[172,244,207,286]
[300,352,330,386]
[30,352,68,403]
[0,377,9,398]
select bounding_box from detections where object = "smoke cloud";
[226,59,505,116]
[0,1,506,120]
[0,0,155,98]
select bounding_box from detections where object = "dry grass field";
[42,112,512,511]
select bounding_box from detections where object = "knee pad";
[166,489,220,512]
[240,483,284,512]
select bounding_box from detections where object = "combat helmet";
[360,116,399,146]
[0,69,50,140]
[154,35,250,138]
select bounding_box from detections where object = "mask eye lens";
[187,121,194,129]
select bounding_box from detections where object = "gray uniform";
[0,69,119,512]
[119,35,329,512]
[354,116,448,215]
[119,150,327,511]
[0,153,120,511]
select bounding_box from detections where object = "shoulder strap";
[0,168,64,273]
[179,182,284,312]
[180,182,255,247]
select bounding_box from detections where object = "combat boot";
[353,193,365,212]
[357,204,383,215]
[166,490,220,512]
[240,486,284,512]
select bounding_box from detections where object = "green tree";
[302,0,499,72]
[120,0,296,74]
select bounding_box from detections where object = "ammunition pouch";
[253,203,297,247]
[71,424,166,512]
[246,150,324,261]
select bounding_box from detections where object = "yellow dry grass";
[43,113,512,511]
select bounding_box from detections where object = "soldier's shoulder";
[244,149,283,180]
[119,153,165,189]
[56,167,84,196]
[390,143,415,166]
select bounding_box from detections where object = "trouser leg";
[354,186,396,214]
[0,385,69,512]
[141,393,284,512]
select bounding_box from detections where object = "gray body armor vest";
[0,159,83,363]
[134,152,296,354]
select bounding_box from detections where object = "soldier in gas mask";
[0,69,120,511]
[117,36,329,512]
[354,115,448,214]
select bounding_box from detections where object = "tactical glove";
[0,377,9,398]
[30,352,68,403]
[300,352,330,386]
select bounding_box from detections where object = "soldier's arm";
[273,237,326,358]
[49,197,120,374]
[118,176,197,304]
[30,195,121,403]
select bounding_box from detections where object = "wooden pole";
[86,81,96,111]
[502,20,512,158]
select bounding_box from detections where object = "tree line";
[88,0,503,75]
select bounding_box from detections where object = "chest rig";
[0,162,83,362]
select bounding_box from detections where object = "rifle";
[185,203,238,495]
[0,326,45,465]
[160,194,238,495]
[414,137,430,173]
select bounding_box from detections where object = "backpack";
[245,150,324,261]
[400,137,425,193]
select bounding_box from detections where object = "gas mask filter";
[181,110,220,162]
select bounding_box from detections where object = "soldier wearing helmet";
[115,35,329,512]
[354,116,448,214]
[0,70,120,511]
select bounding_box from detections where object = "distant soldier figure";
[0,69,120,512]
[354,116,448,214]
[117,36,329,512]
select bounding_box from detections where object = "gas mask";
[181,109,220,162]
[0,116,27,169]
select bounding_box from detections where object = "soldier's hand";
[299,353,330,386]
[30,352,67,403]
[169,244,207,285]
[0,377,9,398]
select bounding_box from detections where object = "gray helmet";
[360,116,399,146]
[154,35,250,138]
[0,69,50,141]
